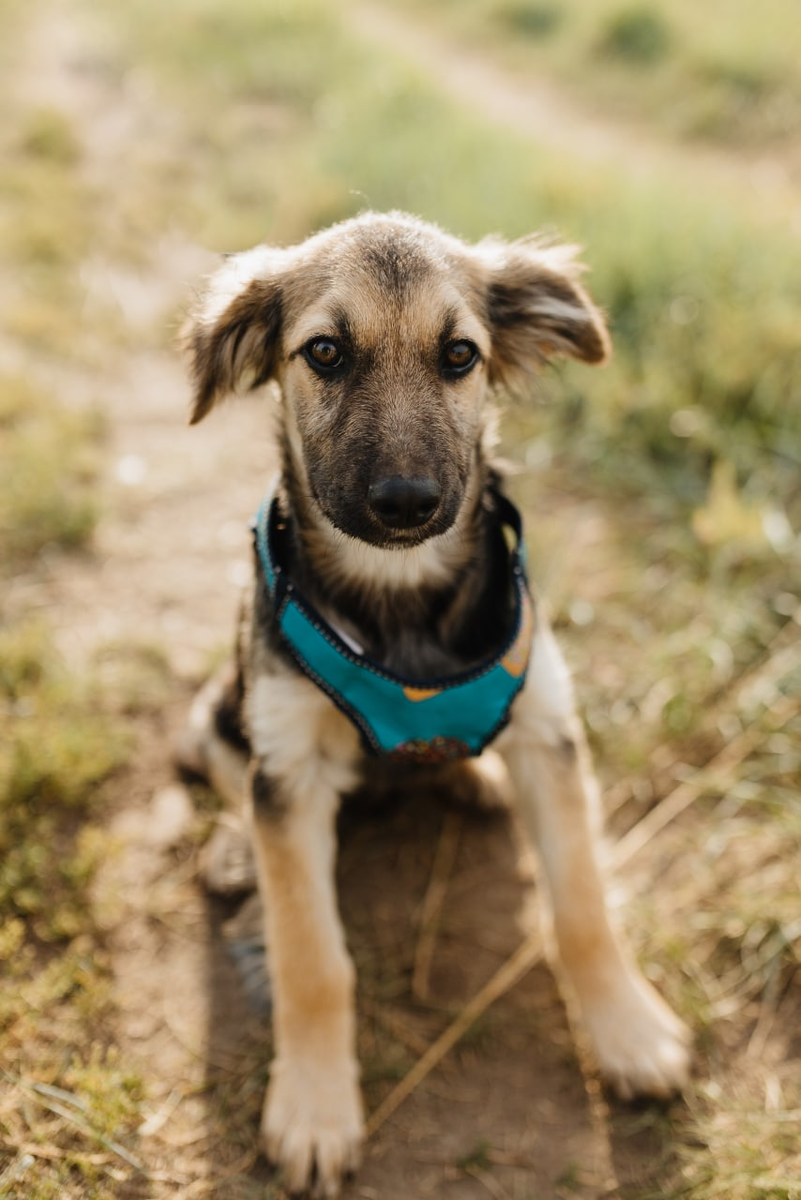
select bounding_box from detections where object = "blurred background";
[1,1,800,1197]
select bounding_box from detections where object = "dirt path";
[349,2,801,234]
[10,3,728,1197]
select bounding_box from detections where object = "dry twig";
[604,618,800,816]
[412,809,462,1002]
[612,693,799,869]
[366,929,542,1137]
[465,1165,514,1199]
[11,1077,145,1172]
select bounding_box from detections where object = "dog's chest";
[375,626,464,678]
[315,546,519,682]
[322,604,467,679]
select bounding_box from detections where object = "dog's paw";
[262,1059,364,1197]
[582,973,692,1100]
[201,816,258,895]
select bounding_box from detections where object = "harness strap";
[252,487,533,762]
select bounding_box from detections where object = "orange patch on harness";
[501,591,534,678]
[402,685,442,703]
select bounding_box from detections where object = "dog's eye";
[442,340,479,377]
[304,338,344,373]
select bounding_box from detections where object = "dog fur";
[181,212,691,1197]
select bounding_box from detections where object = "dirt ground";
[12,3,798,1198]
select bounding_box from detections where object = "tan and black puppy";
[182,212,690,1197]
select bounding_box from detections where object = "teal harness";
[252,489,534,763]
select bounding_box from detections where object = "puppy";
[182,212,690,1196]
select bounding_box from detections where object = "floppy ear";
[475,237,611,389]
[181,246,288,424]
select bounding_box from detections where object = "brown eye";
[305,338,344,372]
[442,339,478,376]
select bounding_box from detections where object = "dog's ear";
[182,247,288,425]
[474,237,611,389]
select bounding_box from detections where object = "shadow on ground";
[195,782,684,1199]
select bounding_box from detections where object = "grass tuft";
[457,1139,491,1172]
[393,0,801,146]
[497,2,562,39]
[597,6,673,64]
[20,107,81,165]
[0,621,129,936]
[0,622,137,1197]
[0,377,103,561]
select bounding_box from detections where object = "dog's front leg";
[247,668,364,1197]
[496,620,691,1098]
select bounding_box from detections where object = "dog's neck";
[275,463,517,678]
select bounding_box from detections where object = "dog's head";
[183,212,609,547]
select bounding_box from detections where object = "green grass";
[0,22,139,1196]
[0,106,96,356]
[0,377,103,561]
[0,618,136,1198]
[379,0,801,146]
[597,7,674,65]
[0,409,133,1190]
[0,621,129,935]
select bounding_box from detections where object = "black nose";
[368,475,442,530]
